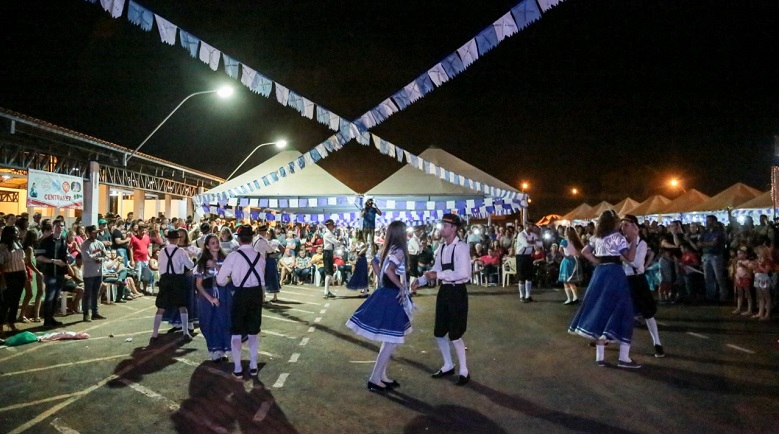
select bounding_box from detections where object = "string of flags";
[204,201,523,224]
[84,0,561,205]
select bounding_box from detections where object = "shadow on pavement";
[171,361,298,434]
[633,364,779,397]
[382,391,507,434]
[467,382,639,434]
[107,333,196,387]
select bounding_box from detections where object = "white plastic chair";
[502,257,517,287]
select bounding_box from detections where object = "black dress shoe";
[367,381,387,392]
[431,368,455,378]
[383,380,400,389]
[455,374,471,386]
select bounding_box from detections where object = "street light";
[521,181,529,192]
[123,85,234,166]
[669,178,686,193]
[225,140,288,181]
[571,187,579,196]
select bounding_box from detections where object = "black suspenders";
[438,244,457,272]
[237,250,262,288]
[164,247,179,274]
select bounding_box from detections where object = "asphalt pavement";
[1,282,777,434]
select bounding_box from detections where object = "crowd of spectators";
[2,208,777,337]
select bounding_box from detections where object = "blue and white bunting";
[493,12,519,41]
[198,41,220,71]
[154,14,177,45]
[475,26,499,55]
[100,0,125,18]
[223,54,239,78]
[511,0,542,29]
[275,83,290,106]
[127,0,152,31]
[179,30,199,58]
[457,39,479,68]
[440,52,465,78]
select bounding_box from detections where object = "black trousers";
[434,283,468,340]
[0,271,26,325]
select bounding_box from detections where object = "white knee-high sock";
[452,338,468,377]
[518,283,524,296]
[231,335,243,372]
[645,318,662,346]
[324,275,331,295]
[525,281,533,298]
[595,344,605,362]
[152,314,163,338]
[370,342,397,385]
[180,312,190,335]
[436,337,454,371]
[248,334,259,370]
[619,343,632,362]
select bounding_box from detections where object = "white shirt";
[158,245,195,275]
[323,228,340,251]
[431,236,471,284]
[622,239,647,275]
[218,244,265,288]
[252,235,275,258]
[408,235,421,255]
[515,230,540,255]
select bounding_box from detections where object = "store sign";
[26,169,83,209]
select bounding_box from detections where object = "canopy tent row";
[559,183,773,224]
[197,146,526,224]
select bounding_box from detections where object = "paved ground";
[1,282,777,434]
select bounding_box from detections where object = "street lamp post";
[225,140,288,181]
[123,86,234,166]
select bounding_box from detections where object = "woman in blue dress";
[194,234,232,362]
[346,221,411,392]
[347,231,370,294]
[558,227,584,305]
[568,210,641,368]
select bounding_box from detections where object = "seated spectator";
[294,249,312,284]
[63,256,85,314]
[478,247,501,285]
[310,246,325,286]
[279,248,296,285]
[333,252,352,285]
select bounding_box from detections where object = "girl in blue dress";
[568,210,641,368]
[347,232,370,293]
[194,234,233,362]
[264,232,281,303]
[346,221,412,392]
[558,227,584,305]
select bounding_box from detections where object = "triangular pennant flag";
[493,11,519,41]
[287,161,296,174]
[198,41,220,71]
[316,106,331,126]
[537,0,564,12]
[275,83,290,106]
[404,80,423,103]
[395,146,404,163]
[511,0,542,30]
[302,98,315,119]
[223,54,239,78]
[287,91,305,114]
[154,14,177,45]
[475,26,499,55]
[357,131,370,146]
[328,113,340,131]
[297,156,306,169]
[279,167,287,178]
[415,73,435,96]
[127,0,153,31]
[309,148,322,163]
[270,171,279,182]
[441,52,465,78]
[250,72,272,97]
[427,62,450,87]
[240,65,257,89]
[100,0,125,18]
[392,89,412,110]
[386,140,396,158]
[457,39,479,68]
[315,143,329,159]
[179,30,200,58]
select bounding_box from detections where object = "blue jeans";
[116,249,129,267]
[43,276,63,323]
[702,253,729,302]
[82,276,102,316]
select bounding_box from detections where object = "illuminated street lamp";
[123,85,234,166]
[669,178,686,193]
[226,140,288,181]
[521,181,530,192]
[571,187,579,196]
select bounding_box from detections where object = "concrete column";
[99,184,110,216]
[82,161,100,226]
[164,194,173,219]
[133,189,144,220]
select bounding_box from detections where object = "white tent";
[366,146,519,199]
[695,183,762,212]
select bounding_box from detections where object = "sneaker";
[617,360,642,369]
[654,345,665,358]
[83,315,92,323]
[92,314,107,320]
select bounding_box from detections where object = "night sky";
[2,0,779,217]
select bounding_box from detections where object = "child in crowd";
[732,246,754,315]
[752,245,773,320]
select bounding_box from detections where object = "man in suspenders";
[218,225,266,379]
[413,214,472,386]
[252,224,274,302]
[515,222,542,302]
[150,230,195,343]
[322,219,341,299]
